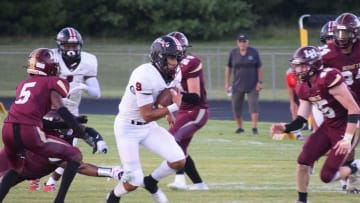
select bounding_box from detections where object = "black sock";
[298,191,307,202]
[54,160,80,203]
[349,163,358,174]
[184,155,203,183]
[106,190,120,203]
[143,175,158,194]
[0,169,19,202]
[176,168,185,175]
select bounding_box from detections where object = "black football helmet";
[334,13,360,48]
[167,31,192,56]
[27,48,59,76]
[290,46,323,82]
[320,21,336,44]
[150,36,183,82]
[55,27,83,67]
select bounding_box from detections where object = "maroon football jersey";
[5,76,69,127]
[322,41,360,98]
[179,54,208,110]
[296,68,346,128]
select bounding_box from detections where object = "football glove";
[83,127,108,154]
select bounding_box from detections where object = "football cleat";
[29,179,40,191]
[167,181,187,190]
[346,159,360,192]
[106,190,120,203]
[151,188,168,203]
[43,183,57,192]
[187,182,209,190]
[167,174,187,190]
[346,188,360,194]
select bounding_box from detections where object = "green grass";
[0,114,359,203]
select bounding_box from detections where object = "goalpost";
[298,14,337,47]
[298,14,337,131]
[0,102,7,120]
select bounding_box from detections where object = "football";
[154,88,174,108]
[43,110,62,122]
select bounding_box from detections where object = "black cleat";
[106,190,120,203]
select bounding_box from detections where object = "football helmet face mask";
[290,46,323,82]
[334,13,360,48]
[320,21,336,44]
[27,48,59,76]
[150,36,183,82]
[55,27,83,65]
[167,31,192,56]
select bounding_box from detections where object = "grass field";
[0,114,359,203]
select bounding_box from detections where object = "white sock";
[151,160,176,181]
[46,176,57,185]
[55,167,64,175]
[340,179,347,187]
[114,182,128,197]
[331,171,340,182]
[174,174,186,184]
[46,167,64,185]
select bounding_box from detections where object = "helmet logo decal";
[36,62,45,69]
[154,38,169,48]
[304,49,318,59]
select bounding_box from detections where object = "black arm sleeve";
[42,119,68,129]
[57,107,84,137]
[284,115,307,133]
[181,92,201,104]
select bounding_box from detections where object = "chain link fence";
[0,45,296,101]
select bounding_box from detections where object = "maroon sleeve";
[181,54,202,79]
[48,77,70,98]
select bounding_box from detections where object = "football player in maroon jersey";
[271,46,360,203]
[165,31,209,190]
[0,112,124,191]
[0,48,83,203]
[321,12,360,193]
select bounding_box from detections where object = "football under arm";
[139,103,171,122]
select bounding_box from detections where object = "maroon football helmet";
[167,31,192,55]
[290,46,323,82]
[334,13,360,48]
[27,48,59,76]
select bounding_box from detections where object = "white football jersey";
[118,63,181,121]
[52,49,99,115]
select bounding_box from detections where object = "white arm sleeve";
[85,77,101,98]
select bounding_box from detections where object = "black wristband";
[57,107,84,137]
[347,114,360,124]
[284,115,307,133]
[181,92,201,104]
[42,119,68,129]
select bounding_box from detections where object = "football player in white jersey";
[106,36,186,203]
[34,27,107,192]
